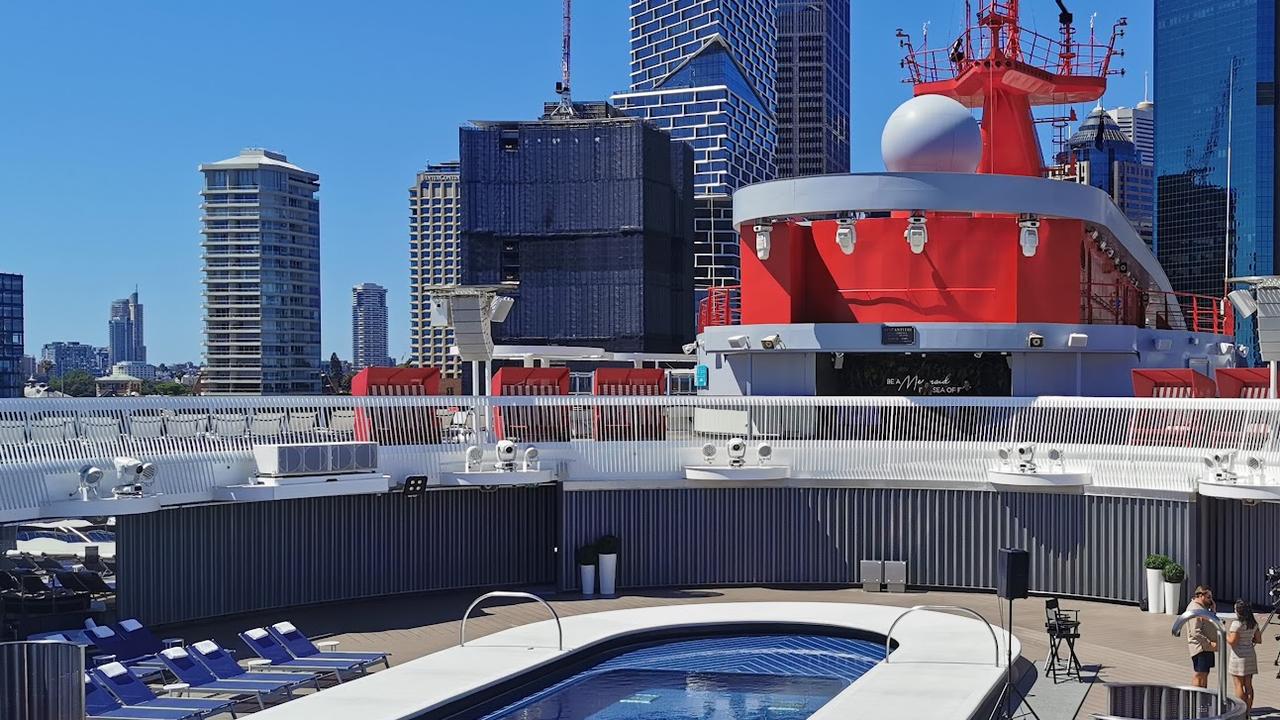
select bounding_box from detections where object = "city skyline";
[0,1,1154,363]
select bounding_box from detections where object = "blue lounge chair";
[90,662,239,718]
[115,618,166,656]
[85,674,201,720]
[188,639,322,689]
[157,646,297,710]
[267,621,391,670]
[238,627,364,681]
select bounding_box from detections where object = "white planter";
[1146,568,1165,613]
[599,553,618,596]
[579,564,596,596]
[1164,581,1183,616]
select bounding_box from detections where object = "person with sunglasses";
[1186,585,1218,688]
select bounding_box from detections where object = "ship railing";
[3,395,1280,494]
[1081,281,1232,336]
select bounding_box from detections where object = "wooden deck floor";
[168,586,1280,719]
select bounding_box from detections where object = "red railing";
[697,286,741,332]
[1081,282,1233,336]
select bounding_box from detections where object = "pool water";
[478,634,886,720]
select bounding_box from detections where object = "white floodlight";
[754,223,772,260]
[465,445,484,472]
[1018,216,1040,257]
[757,443,773,465]
[760,334,783,350]
[832,352,845,370]
[1014,443,1037,473]
[905,213,928,254]
[1246,456,1266,477]
[522,446,540,471]
[681,342,699,355]
[727,437,747,468]
[1202,452,1238,481]
[1047,448,1066,471]
[1228,289,1259,318]
[73,465,103,501]
[997,447,1012,462]
[495,440,518,471]
[1067,333,1089,349]
[701,443,717,461]
[138,462,157,489]
[489,296,515,323]
[835,219,857,255]
[726,335,750,350]
[1105,247,1115,258]
[111,456,154,496]
[1088,227,1100,241]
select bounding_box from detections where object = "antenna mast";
[553,0,575,117]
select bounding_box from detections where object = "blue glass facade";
[1155,0,1276,353]
[613,0,778,288]
[0,273,21,399]
[1055,107,1155,248]
[776,0,850,177]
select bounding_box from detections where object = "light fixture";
[1047,448,1065,471]
[836,219,856,255]
[1067,333,1088,349]
[1098,240,1108,252]
[73,465,103,501]
[1228,289,1259,318]
[754,223,772,260]
[1106,247,1115,258]
[1015,443,1037,472]
[465,445,484,472]
[1017,215,1040,257]
[1246,456,1266,481]
[112,457,156,497]
[495,440,517,471]
[1027,332,1045,349]
[833,352,845,370]
[522,446,540,471]
[701,443,717,462]
[489,296,515,323]
[760,334,783,350]
[1088,227,1100,240]
[1117,261,1128,273]
[757,444,773,465]
[726,334,750,350]
[1201,451,1238,481]
[1154,338,1173,351]
[996,446,1012,468]
[905,213,928,254]
[727,437,747,468]
[681,342,699,355]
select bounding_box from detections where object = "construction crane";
[1187,57,1241,183]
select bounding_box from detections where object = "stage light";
[754,224,772,260]
[905,213,928,254]
[1018,216,1040,257]
[836,219,856,255]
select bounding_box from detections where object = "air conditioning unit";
[254,442,379,477]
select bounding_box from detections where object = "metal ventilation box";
[253,442,379,477]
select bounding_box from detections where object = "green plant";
[1144,553,1172,570]
[576,544,598,566]
[597,535,621,555]
[1163,563,1186,584]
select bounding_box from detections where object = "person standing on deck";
[1228,599,1262,715]
[1186,585,1218,688]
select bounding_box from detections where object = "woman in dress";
[1228,599,1263,715]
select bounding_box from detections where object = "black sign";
[881,325,917,346]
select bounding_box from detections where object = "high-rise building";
[0,273,21,398]
[41,341,98,377]
[612,0,777,290]
[19,355,35,381]
[352,283,391,370]
[459,101,695,351]
[108,290,146,364]
[1155,0,1276,353]
[1050,106,1155,248]
[775,0,850,178]
[409,161,462,377]
[200,148,321,395]
[1108,100,1155,166]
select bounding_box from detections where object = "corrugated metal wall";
[1198,496,1280,606]
[560,488,1194,604]
[0,524,14,552]
[115,487,558,625]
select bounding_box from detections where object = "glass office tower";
[1155,0,1276,353]
[0,273,21,398]
[775,0,850,177]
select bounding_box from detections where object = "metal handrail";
[458,591,563,651]
[1171,607,1231,715]
[1095,682,1247,720]
[883,604,1002,666]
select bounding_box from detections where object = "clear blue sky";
[0,1,1152,365]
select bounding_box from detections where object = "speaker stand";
[992,595,1041,720]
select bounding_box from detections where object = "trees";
[48,370,96,397]
[140,380,190,396]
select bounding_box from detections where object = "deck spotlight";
[1228,289,1259,318]
[73,465,103,501]
[1246,456,1266,481]
[465,445,484,472]
[1015,443,1037,472]
[522,446,540,471]
[1088,227,1100,241]
[495,440,518,471]
[701,443,718,462]
[832,352,845,370]
[760,334,784,350]
[1018,216,1040,257]
[836,219,857,255]
[727,437,747,468]
[1105,247,1115,259]
[726,335,750,350]
[111,457,156,496]
[905,213,928,254]
[1202,452,1238,481]
[754,223,772,260]
[681,342,699,355]
[1047,448,1066,470]
[757,443,773,465]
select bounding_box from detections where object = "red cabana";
[1129,369,1216,447]
[351,367,442,444]
[1215,368,1271,399]
[1130,369,1217,398]
[593,368,667,441]
[492,367,570,442]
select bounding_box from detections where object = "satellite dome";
[881,94,983,173]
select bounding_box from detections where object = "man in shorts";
[1186,585,1218,687]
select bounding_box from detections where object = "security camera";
[760,334,783,350]
[465,445,484,472]
[757,443,773,465]
[495,440,517,471]
[522,446,540,471]
[1027,332,1045,349]
[682,342,699,355]
[727,437,747,468]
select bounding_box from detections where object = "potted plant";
[576,544,598,596]
[1163,562,1186,616]
[597,534,621,596]
[1144,554,1170,613]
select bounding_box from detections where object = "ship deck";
[162,586,1280,719]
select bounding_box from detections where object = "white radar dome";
[881,94,982,173]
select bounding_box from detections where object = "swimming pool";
[473,634,887,720]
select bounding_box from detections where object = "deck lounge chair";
[267,621,390,670]
[238,627,363,680]
[157,647,297,710]
[87,625,164,670]
[90,663,238,717]
[128,415,166,440]
[85,674,203,720]
[81,416,123,442]
[188,639,322,689]
[114,619,166,656]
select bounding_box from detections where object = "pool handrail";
[883,604,1002,667]
[1170,607,1230,715]
[459,591,563,651]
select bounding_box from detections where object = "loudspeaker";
[997,547,1030,600]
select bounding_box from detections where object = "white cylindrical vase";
[1146,567,1165,613]
[579,564,596,596]
[1164,581,1183,616]
[599,553,618,596]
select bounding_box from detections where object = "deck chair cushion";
[161,647,188,660]
[245,627,269,640]
[192,640,219,655]
[119,618,142,632]
[99,661,128,678]
[89,626,114,639]
[272,621,298,635]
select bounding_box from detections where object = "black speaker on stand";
[994,547,1040,720]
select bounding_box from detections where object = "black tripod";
[991,593,1042,720]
